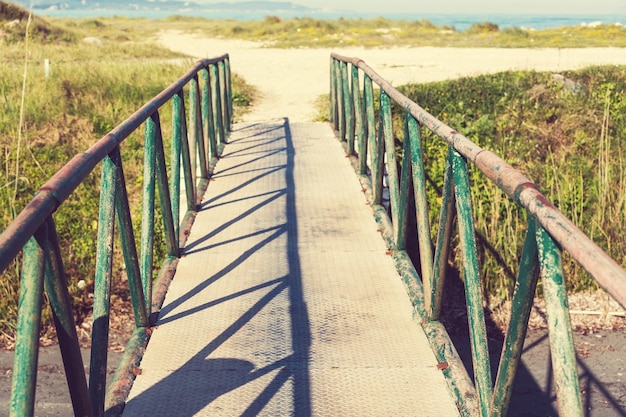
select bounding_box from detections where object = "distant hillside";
[0,1,31,19]
[12,0,313,12]
[0,1,74,43]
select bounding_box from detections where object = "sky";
[194,0,625,15]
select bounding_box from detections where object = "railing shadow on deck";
[0,56,233,417]
[330,53,626,417]
[120,118,312,416]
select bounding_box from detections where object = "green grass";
[389,67,626,298]
[0,3,256,344]
[9,13,625,49]
[117,15,626,49]
[2,1,625,342]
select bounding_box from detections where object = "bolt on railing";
[330,53,626,417]
[0,55,232,417]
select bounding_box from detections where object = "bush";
[468,22,500,34]
[394,67,626,296]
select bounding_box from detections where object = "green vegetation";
[19,14,626,49]
[142,15,626,48]
[0,1,74,43]
[390,67,626,298]
[1,0,625,343]
[201,16,626,48]
[0,2,255,345]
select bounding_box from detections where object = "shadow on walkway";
[117,118,311,416]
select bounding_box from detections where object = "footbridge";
[2,54,626,417]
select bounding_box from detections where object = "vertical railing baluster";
[218,61,229,138]
[396,123,412,250]
[201,67,217,160]
[171,93,182,241]
[109,146,148,327]
[346,63,356,154]
[490,218,540,417]
[211,63,225,147]
[373,91,385,206]
[452,149,492,416]
[191,76,208,179]
[152,112,178,259]
[10,224,47,417]
[90,150,118,416]
[405,114,434,302]
[338,61,346,142]
[224,56,233,132]
[330,58,337,129]
[380,91,401,240]
[430,147,456,320]
[141,115,157,316]
[363,74,377,185]
[341,61,353,149]
[176,91,196,212]
[351,64,366,173]
[536,225,584,417]
[333,60,343,132]
[43,218,93,417]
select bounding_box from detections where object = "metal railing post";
[363,74,377,196]
[152,113,178,260]
[90,149,117,415]
[110,146,148,327]
[380,91,401,243]
[405,114,434,299]
[430,147,456,320]
[218,61,229,137]
[490,218,540,417]
[171,94,182,241]
[536,225,584,417]
[201,67,217,160]
[191,76,208,179]
[224,56,233,132]
[43,217,94,416]
[9,225,47,417]
[140,114,157,318]
[211,64,225,146]
[175,91,196,212]
[351,64,367,174]
[341,61,353,148]
[328,57,338,131]
[452,149,492,416]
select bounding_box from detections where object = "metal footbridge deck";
[121,120,459,416]
[4,53,626,417]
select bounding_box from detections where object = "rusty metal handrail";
[0,55,232,417]
[330,52,626,417]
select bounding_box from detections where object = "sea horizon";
[34,9,626,32]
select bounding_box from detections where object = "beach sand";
[158,30,626,122]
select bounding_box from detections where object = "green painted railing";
[0,55,232,417]
[330,53,626,417]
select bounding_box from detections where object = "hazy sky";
[196,0,624,14]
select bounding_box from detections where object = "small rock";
[552,73,583,93]
[83,36,102,45]
[5,19,20,29]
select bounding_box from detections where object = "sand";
[158,30,626,122]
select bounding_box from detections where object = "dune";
[158,30,626,123]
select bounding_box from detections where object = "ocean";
[33,9,626,32]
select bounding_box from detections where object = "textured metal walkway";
[122,119,459,416]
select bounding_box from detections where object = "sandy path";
[158,30,626,122]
